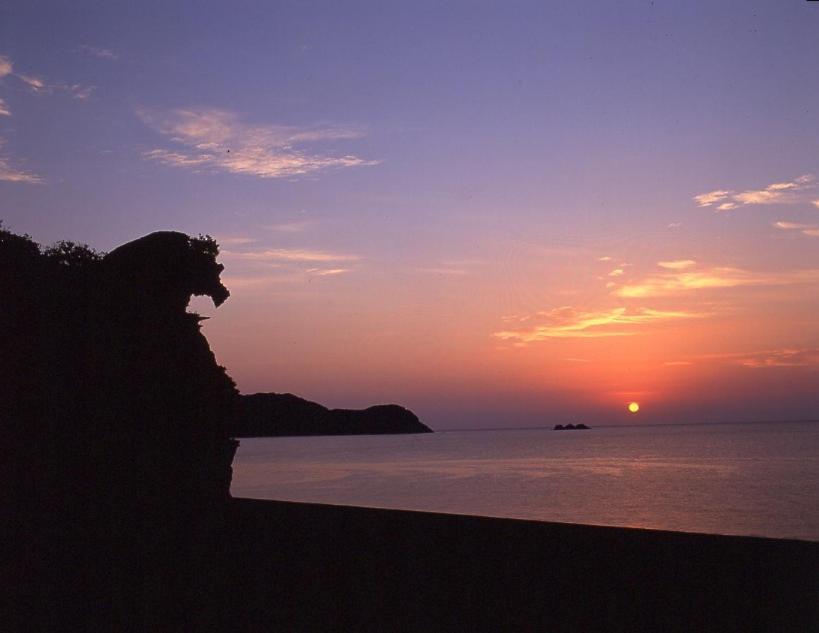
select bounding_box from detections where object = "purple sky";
[2,1,819,428]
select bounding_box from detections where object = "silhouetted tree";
[42,240,104,268]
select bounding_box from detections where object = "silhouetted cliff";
[232,392,432,436]
[2,225,238,629]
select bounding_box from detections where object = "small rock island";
[554,423,591,430]
[230,392,432,437]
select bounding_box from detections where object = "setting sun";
[628,402,640,414]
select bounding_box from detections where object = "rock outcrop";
[231,392,432,436]
[2,227,237,629]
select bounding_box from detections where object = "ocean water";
[231,421,819,541]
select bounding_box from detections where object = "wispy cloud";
[693,190,732,207]
[694,175,815,211]
[2,57,91,99]
[18,72,94,100]
[0,56,12,79]
[0,155,43,183]
[614,264,819,297]
[0,98,9,116]
[18,74,44,92]
[217,243,360,291]
[305,268,350,276]
[138,107,377,179]
[737,348,819,369]
[0,139,43,184]
[216,236,257,246]
[667,222,682,229]
[608,268,624,277]
[78,45,118,60]
[658,259,696,270]
[597,256,613,262]
[697,348,819,369]
[264,221,312,233]
[494,306,702,343]
[221,248,361,263]
[773,220,819,238]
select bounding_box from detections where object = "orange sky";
[196,178,819,428]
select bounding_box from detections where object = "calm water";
[231,421,819,541]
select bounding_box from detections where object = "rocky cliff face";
[2,227,238,629]
[232,392,432,436]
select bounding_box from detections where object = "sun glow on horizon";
[628,402,640,414]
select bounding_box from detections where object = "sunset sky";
[2,1,818,428]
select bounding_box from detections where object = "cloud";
[0,98,9,116]
[738,348,819,369]
[657,259,696,270]
[264,221,312,233]
[18,74,45,92]
[0,56,12,78]
[0,139,43,184]
[0,155,43,183]
[221,248,361,263]
[597,256,613,262]
[773,221,812,230]
[78,45,117,60]
[614,265,819,297]
[694,175,816,211]
[216,244,360,290]
[18,73,94,100]
[667,222,682,229]
[773,220,819,238]
[305,268,350,276]
[64,84,94,100]
[663,361,693,367]
[138,107,377,179]
[608,268,624,277]
[216,236,257,246]
[813,200,819,209]
[694,190,732,207]
[493,306,702,343]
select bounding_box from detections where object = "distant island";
[230,392,432,437]
[554,423,591,430]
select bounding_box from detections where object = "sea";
[231,420,819,542]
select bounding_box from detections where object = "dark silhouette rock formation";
[2,225,238,629]
[554,423,590,430]
[232,392,432,436]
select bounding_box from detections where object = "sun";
[627,402,640,414]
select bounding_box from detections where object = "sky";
[2,1,819,428]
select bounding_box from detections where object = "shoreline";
[235,497,819,545]
[222,498,819,631]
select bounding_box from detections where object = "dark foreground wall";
[222,500,818,633]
